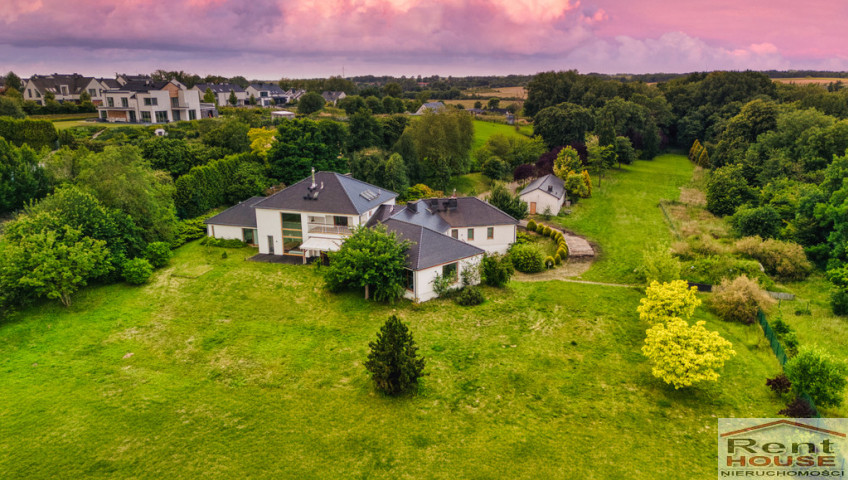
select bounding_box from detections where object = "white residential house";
[519,174,567,216]
[204,171,520,302]
[321,91,347,105]
[414,102,446,115]
[97,80,216,124]
[23,73,105,105]
[245,83,288,107]
[191,83,249,107]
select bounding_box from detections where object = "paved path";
[518,220,594,257]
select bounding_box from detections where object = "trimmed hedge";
[526,219,537,231]
[509,244,545,273]
[200,236,247,248]
[0,118,58,150]
[544,255,555,269]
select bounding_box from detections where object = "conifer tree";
[365,316,426,395]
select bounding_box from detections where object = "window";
[281,213,303,255]
[403,269,414,291]
[189,110,197,120]
[155,111,168,123]
[171,97,179,108]
[260,91,268,97]
[36,91,41,98]
[333,216,348,227]
[487,227,494,239]
[144,97,158,106]
[100,111,107,120]
[173,110,181,121]
[242,228,256,245]
[27,89,32,98]
[121,98,128,108]
[451,229,458,239]
[107,97,114,107]
[88,88,97,96]
[442,263,458,281]
[467,228,474,241]
[141,111,151,123]
[60,86,68,95]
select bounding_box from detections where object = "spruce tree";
[365,316,426,395]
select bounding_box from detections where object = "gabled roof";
[383,219,484,270]
[248,83,286,94]
[98,78,121,89]
[204,196,265,228]
[254,172,397,215]
[384,200,451,232]
[415,102,446,114]
[321,91,345,101]
[26,74,95,95]
[425,197,519,227]
[118,80,171,92]
[520,174,565,200]
[195,83,245,93]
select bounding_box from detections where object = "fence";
[756,310,820,417]
[657,200,682,241]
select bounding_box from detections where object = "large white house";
[519,174,567,215]
[97,80,217,124]
[204,171,519,302]
[191,83,249,107]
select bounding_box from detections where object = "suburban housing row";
[204,171,518,302]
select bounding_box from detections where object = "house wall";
[446,224,516,255]
[23,80,43,105]
[405,255,483,302]
[520,190,564,216]
[255,208,285,255]
[207,224,244,241]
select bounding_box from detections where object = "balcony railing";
[308,223,351,236]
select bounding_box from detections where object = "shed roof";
[204,196,265,228]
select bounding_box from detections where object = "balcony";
[307,223,351,236]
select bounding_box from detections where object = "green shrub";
[556,247,568,259]
[432,272,459,298]
[509,244,545,273]
[734,236,812,281]
[730,206,782,239]
[832,290,848,316]
[544,255,555,269]
[554,254,562,265]
[784,348,848,408]
[526,219,537,231]
[548,228,558,239]
[364,315,426,395]
[481,254,514,287]
[122,258,153,285]
[514,231,532,245]
[637,244,682,284]
[709,275,776,324]
[200,236,247,248]
[681,255,773,288]
[454,286,485,306]
[542,226,552,237]
[144,242,172,268]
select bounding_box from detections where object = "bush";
[832,290,848,316]
[637,244,681,284]
[454,286,485,306]
[672,235,729,260]
[734,236,812,281]
[481,254,514,287]
[554,254,562,265]
[556,247,568,260]
[509,244,545,273]
[681,256,773,288]
[544,255,555,269]
[766,374,792,394]
[432,272,459,298]
[542,226,552,237]
[122,258,153,285]
[514,231,532,245]
[730,206,782,239]
[526,219,537,231]
[364,315,426,395]
[200,236,247,248]
[784,348,848,408]
[709,275,776,324]
[144,242,172,268]
[778,396,817,418]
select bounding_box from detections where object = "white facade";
[206,225,256,242]
[520,189,565,216]
[403,255,483,302]
[444,224,516,255]
[98,87,204,124]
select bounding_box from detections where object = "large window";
[121,98,128,108]
[189,110,197,120]
[155,111,168,123]
[242,228,256,245]
[487,227,494,239]
[144,97,158,106]
[467,228,474,240]
[442,262,458,280]
[333,216,349,227]
[281,213,303,255]
[107,97,114,107]
[403,269,414,291]
[88,88,97,96]
[140,111,151,123]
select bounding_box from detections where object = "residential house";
[191,83,248,107]
[245,83,288,106]
[414,101,446,115]
[519,174,566,215]
[22,73,104,105]
[204,196,265,245]
[321,91,347,105]
[285,89,306,101]
[97,79,216,124]
[116,73,151,86]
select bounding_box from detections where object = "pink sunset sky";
[1,0,846,78]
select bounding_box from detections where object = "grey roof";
[98,78,121,89]
[419,197,518,227]
[415,102,446,114]
[119,80,171,92]
[366,204,405,227]
[27,74,94,95]
[204,196,265,228]
[249,83,286,94]
[195,83,245,93]
[254,172,397,215]
[385,200,451,232]
[520,174,565,200]
[321,91,345,102]
[383,219,484,270]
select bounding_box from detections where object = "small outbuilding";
[204,196,265,245]
[519,174,566,216]
[271,110,296,121]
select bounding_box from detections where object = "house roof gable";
[382,219,484,270]
[204,196,265,228]
[253,172,397,215]
[520,174,566,200]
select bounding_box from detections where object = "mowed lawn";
[472,119,528,150]
[552,154,694,284]
[1,239,783,479]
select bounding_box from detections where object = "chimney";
[407,201,418,213]
[548,185,553,192]
[320,181,324,190]
[310,167,316,188]
[451,188,457,199]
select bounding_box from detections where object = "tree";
[729,205,782,239]
[338,95,366,115]
[706,164,754,216]
[486,182,527,220]
[324,225,411,302]
[402,109,473,190]
[0,97,25,119]
[202,88,216,104]
[482,157,507,181]
[552,146,582,180]
[4,71,22,91]
[614,136,636,166]
[247,127,276,158]
[642,318,736,389]
[383,82,402,98]
[140,137,199,177]
[487,97,500,110]
[0,138,49,214]
[383,153,409,193]
[637,244,682,284]
[473,100,483,109]
[587,139,616,187]
[249,94,257,106]
[637,280,701,324]
[202,118,250,154]
[827,263,848,316]
[227,90,238,106]
[533,103,594,149]
[348,109,381,151]
[481,253,514,287]
[79,91,91,103]
[0,225,110,307]
[297,92,325,115]
[364,315,426,395]
[267,118,348,186]
[784,348,848,408]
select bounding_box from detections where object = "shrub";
[784,348,848,408]
[709,275,776,324]
[514,231,532,245]
[681,256,773,289]
[778,396,817,418]
[729,205,782,239]
[544,255,555,269]
[432,272,458,298]
[642,319,736,389]
[734,236,812,281]
[832,290,848,316]
[122,258,153,285]
[200,236,247,248]
[144,242,172,268]
[554,254,562,265]
[364,315,426,395]
[766,374,792,394]
[637,244,682,284]
[637,280,701,324]
[782,332,799,357]
[548,228,558,239]
[454,286,485,306]
[526,219,537,231]
[542,226,552,237]
[672,235,729,260]
[556,247,568,260]
[509,244,545,273]
[481,254,514,287]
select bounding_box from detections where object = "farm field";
[771,77,846,85]
[461,86,527,99]
[443,98,523,110]
[0,152,788,479]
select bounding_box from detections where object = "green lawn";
[472,119,528,150]
[0,241,783,479]
[447,172,489,196]
[53,120,132,131]
[551,154,694,284]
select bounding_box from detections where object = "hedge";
[0,118,58,150]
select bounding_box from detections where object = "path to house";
[518,220,594,258]
[511,219,599,282]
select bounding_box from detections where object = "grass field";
[472,119,529,150]
[53,120,133,131]
[443,99,524,110]
[551,154,694,284]
[461,86,527,99]
[771,77,846,85]
[447,172,489,196]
